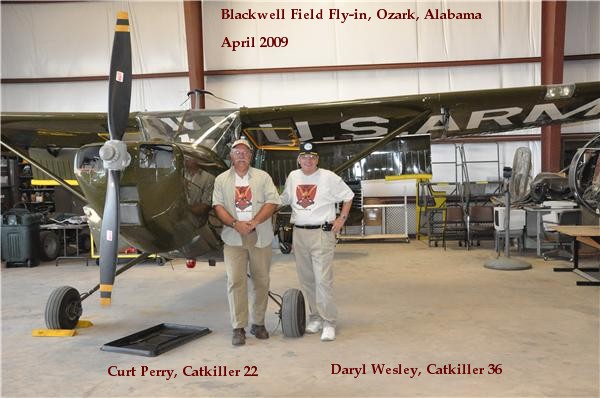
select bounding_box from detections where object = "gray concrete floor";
[1,241,599,397]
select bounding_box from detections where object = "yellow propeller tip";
[99,284,113,292]
[100,298,112,306]
[117,11,129,19]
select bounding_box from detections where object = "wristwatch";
[231,220,237,228]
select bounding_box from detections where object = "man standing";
[213,139,281,346]
[281,142,354,341]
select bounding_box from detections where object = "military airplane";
[2,12,599,335]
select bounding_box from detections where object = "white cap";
[231,139,252,150]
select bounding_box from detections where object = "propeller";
[98,12,132,306]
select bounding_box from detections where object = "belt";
[294,225,322,229]
[294,222,333,230]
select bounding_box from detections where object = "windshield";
[136,109,241,159]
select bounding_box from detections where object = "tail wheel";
[45,286,82,329]
[281,288,305,337]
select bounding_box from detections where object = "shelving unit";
[0,155,55,214]
[1,154,20,212]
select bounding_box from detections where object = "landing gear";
[44,253,151,329]
[45,286,82,329]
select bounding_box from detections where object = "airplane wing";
[1,112,140,148]
[2,82,599,186]
[240,82,600,146]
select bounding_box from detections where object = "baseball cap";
[231,139,252,151]
[299,142,318,156]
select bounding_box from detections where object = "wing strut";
[332,110,431,175]
[0,139,87,202]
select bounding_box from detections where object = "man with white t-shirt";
[213,139,281,346]
[281,142,354,341]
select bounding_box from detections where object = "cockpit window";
[136,109,240,160]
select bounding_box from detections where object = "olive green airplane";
[2,12,600,334]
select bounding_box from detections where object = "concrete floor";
[1,241,599,397]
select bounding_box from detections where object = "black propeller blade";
[99,11,132,306]
[108,11,132,142]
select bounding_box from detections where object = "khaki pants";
[292,227,337,325]
[223,232,272,329]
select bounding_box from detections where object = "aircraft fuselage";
[75,142,227,260]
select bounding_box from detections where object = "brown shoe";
[232,328,245,346]
[250,324,269,339]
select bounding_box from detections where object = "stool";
[495,229,524,255]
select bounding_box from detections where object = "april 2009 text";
[221,36,288,51]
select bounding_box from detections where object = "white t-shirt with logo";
[281,168,354,225]
[234,173,253,221]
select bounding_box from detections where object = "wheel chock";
[76,320,94,328]
[32,329,77,337]
[31,320,93,337]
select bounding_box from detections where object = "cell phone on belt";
[322,222,333,231]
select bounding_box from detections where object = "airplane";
[1,12,599,336]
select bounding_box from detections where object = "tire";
[40,231,60,261]
[281,288,305,337]
[78,231,91,253]
[45,286,82,329]
[280,242,292,254]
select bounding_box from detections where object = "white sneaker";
[320,325,335,341]
[305,319,323,334]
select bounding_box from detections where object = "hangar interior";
[1,1,599,397]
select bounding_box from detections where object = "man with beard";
[213,139,281,346]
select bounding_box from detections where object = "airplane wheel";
[281,288,305,337]
[45,286,82,329]
[280,242,292,254]
[40,231,60,261]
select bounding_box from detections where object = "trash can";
[1,208,43,267]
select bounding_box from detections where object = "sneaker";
[232,328,245,346]
[305,319,323,334]
[320,325,335,341]
[250,324,269,339]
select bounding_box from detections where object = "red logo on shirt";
[235,186,252,210]
[296,184,317,209]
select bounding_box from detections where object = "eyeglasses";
[299,154,318,160]
[232,150,252,157]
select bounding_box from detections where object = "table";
[40,223,90,266]
[522,206,580,256]
[552,225,600,286]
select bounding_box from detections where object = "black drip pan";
[101,323,211,357]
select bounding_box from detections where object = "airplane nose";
[99,145,115,161]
